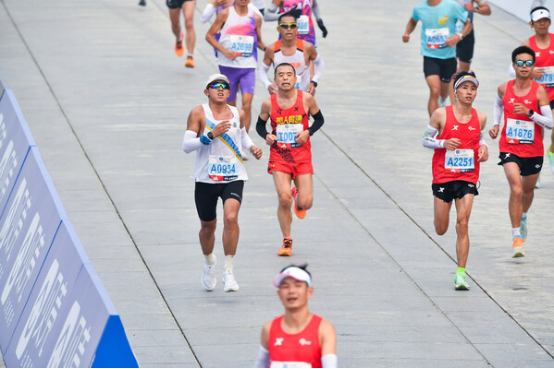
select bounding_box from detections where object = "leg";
[241,92,254,132]
[521,172,539,214]
[454,194,474,268]
[222,198,241,256]
[292,173,313,211]
[182,0,196,55]
[273,171,294,238]
[199,219,217,255]
[425,75,441,117]
[169,8,182,40]
[439,79,450,103]
[503,162,523,228]
[433,196,453,236]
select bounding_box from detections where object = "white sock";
[204,253,216,266]
[522,212,528,220]
[512,228,521,239]
[187,53,194,58]
[224,255,234,271]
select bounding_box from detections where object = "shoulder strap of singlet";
[529,35,538,50]
[274,40,282,53]
[297,39,304,52]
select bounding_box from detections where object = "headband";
[454,75,479,90]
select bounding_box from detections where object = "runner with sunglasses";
[256,63,324,256]
[259,11,324,95]
[422,71,488,290]
[489,46,553,257]
[183,74,262,292]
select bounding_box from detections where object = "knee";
[242,100,252,111]
[298,195,313,210]
[510,186,523,199]
[278,194,293,209]
[429,87,440,98]
[224,213,238,229]
[184,18,195,30]
[200,222,216,235]
[456,218,469,235]
[434,220,448,236]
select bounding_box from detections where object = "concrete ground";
[0,0,553,367]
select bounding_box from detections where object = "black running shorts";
[423,56,457,83]
[432,180,478,203]
[456,30,475,64]
[498,152,543,176]
[166,0,194,9]
[194,181,244,222]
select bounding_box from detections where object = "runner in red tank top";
[254,265,337,368]
[422,72,488,290]
[522,6,554,172]
[489,46,553,258]
[256,63,325,256]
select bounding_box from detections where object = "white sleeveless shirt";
[274,39,310,91]
[194,104,248,184]
[216,6,259,69]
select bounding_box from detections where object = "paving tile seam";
[316,129,554,362]
[1,1,204,366]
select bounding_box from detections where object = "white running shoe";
[222,269,240,292]
[202,262,217,291]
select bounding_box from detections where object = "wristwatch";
[528,109,534,118]
[207,131,214,140]
[457,33,464,40]
[310,80,318,87]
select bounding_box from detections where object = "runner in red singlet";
[422,71,488,290]
[256,63,324,256]
[490,46,553,258]
[254,265,337,368]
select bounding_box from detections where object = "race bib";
[298,15,309,35]
[276,124,303,148]
[445,149,474,173]
[229,35,254,57]
[535,66,554,88]
[208,155,238,181]
[506,118,535,145]
[425,28,449,49]
[294,75,302,90]
[270,361,311,368]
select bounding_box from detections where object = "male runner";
[182,74,262,292]
[403,0,472,117]
[206,0,266,136]
[422,71,488,290]
[259,11,324,95]
[489,46,553,257]
[167,0,197,68]
[254,264,337,368]
[522,6,554,173]
[256,63,324,256]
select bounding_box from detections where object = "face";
[204,80,230,102]
[513,53,535,78]
[274,65,297,91]
[455,81,477,104]
[278,16,298,40]
[236,0,249,6]
[277,277,313,310]
[532,17,551,35]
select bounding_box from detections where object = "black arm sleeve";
[308,110,324,136]
[256,116,270,139]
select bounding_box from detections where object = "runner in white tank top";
[182,74,262,293]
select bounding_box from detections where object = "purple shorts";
[218,66,256,102]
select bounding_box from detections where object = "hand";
[444,35,460,48]
[489,125,499,139]
[268,84,278,95]
[250,145,262,160]
[513,103,530,116]
[306,82,316,95]
[224,49,238,60]
[295,130,310,145]
[464,2,476,12]
[478,145,489,162]
[266,133,277,146]
[213,120,232,137]
[443,138,461,150]
[532,68,545,80]
[317,19,328,38]
[402,33,410,43]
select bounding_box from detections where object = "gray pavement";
[0,0,553,367]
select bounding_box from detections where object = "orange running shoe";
[185,56,195,68]
[175,32,184,57]
[291,187,306,219]
[278,238,293,256]
[512,236,525,258]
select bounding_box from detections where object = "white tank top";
[217,6,259,69]
[274,39,310,91]
[194,104,248,184]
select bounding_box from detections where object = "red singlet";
[268,314,322,368]
[432,106,481,184]
[529,33,554,102]
[500,80,544,158]
[268,90,313,178]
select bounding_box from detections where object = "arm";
[183,106,211,153]
[307,44,324,95]
[312,0,328,38]
[257,98,277,146]
[255,13,266,51]
[489,84,506,139]
[254,322,271,368]
[422,108,461,150]
[403,17,417,43]
[259,55,277,94]
[294,94,323,145]
[263,0,281,21]
[466,1,491,15]
[238,108,263,159]
[319,319,337,368]
[526,86,554,129]
[200,3,216,23]
[477,111,489,162]
[445,18,472,48]
[206,10,237,60]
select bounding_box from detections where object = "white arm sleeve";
[531,105,554,129]
[508,63,516,78]
[253,346,270,368]
[259,62,272,89]
[312,0,322,21]
[321,354,337,368]
[311,54,324,83]
[201,3,216,23]
[479,130,487,147]
[422,124,444,149]
[493,96,503,126]
[183,130,203,153]
[241,127,254,151]
[264,2,280,21]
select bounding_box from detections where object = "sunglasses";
[279,22,298,29]
[208,82,230,90]
[515,60,534,67]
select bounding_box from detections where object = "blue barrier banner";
[0,147,64,350]
[0,89,36,218]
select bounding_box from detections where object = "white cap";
[531,8,550,22]
[274,266,312,288]
[205,73,230,87]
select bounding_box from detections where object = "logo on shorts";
[536,164,541,168]
[505,153,511,159]
[274,338,284,346]
[452,125,459,131]
[468,183,475,188]
[299,338,311,346]
[438,187,445,193]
